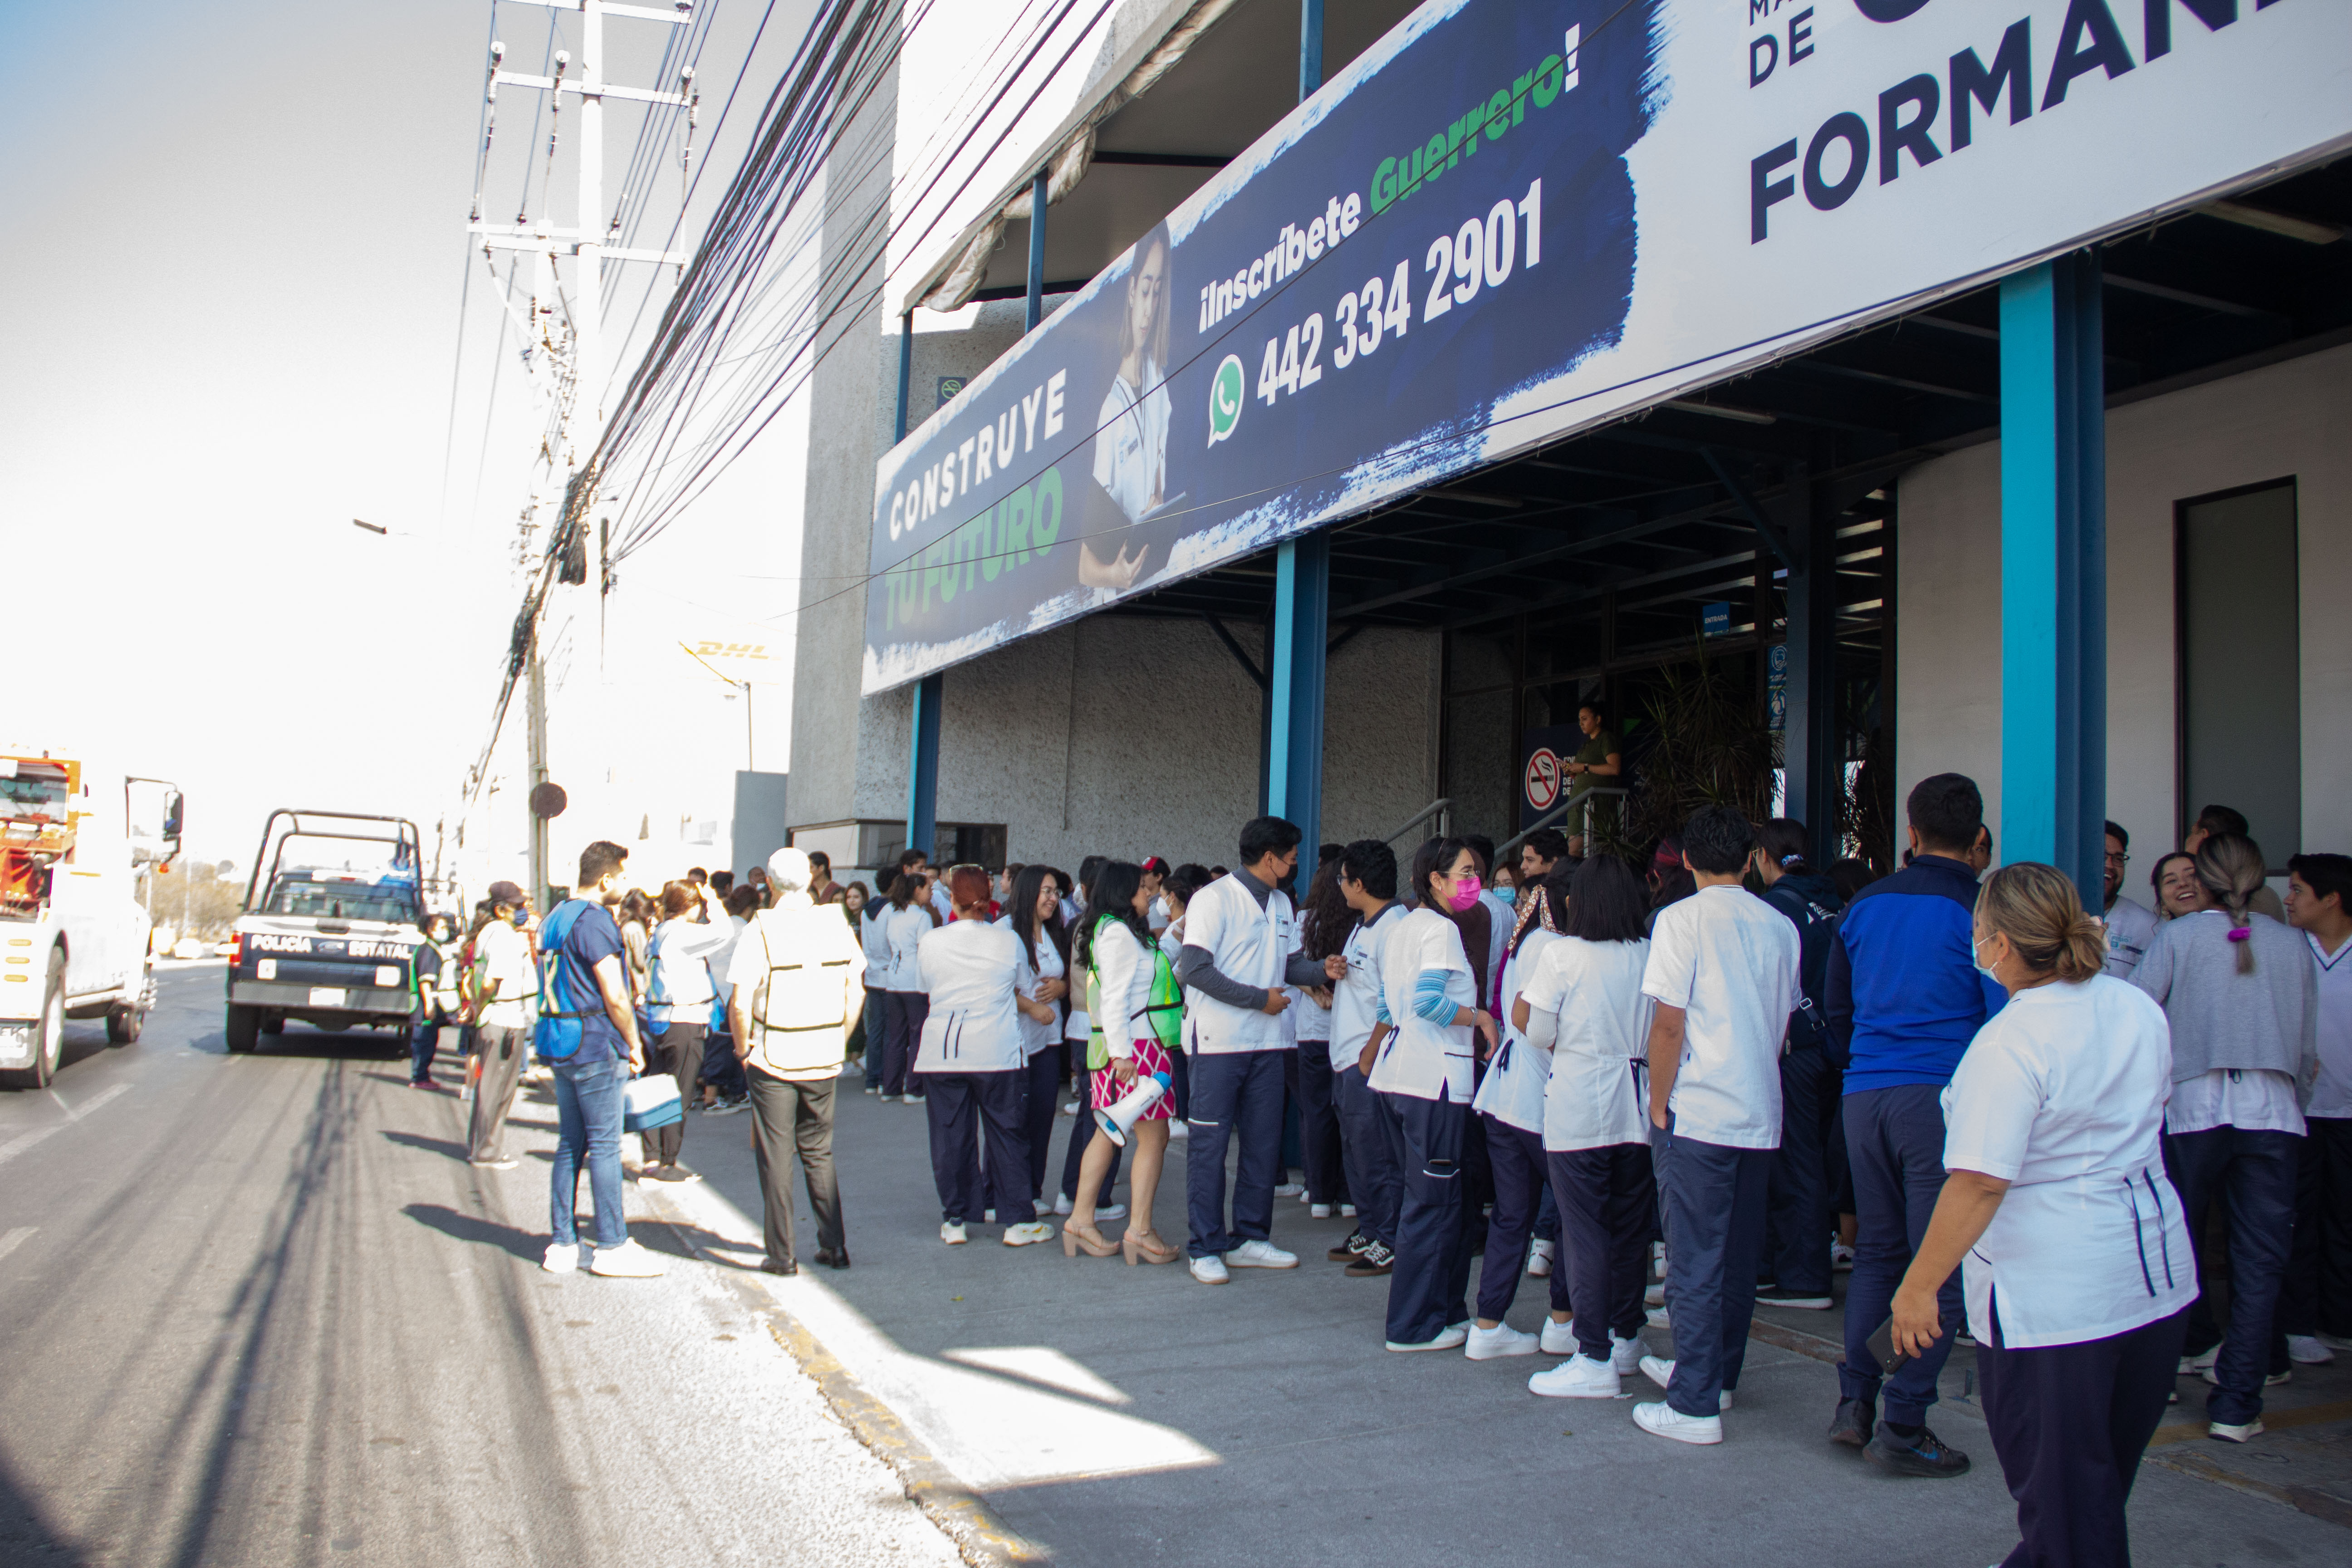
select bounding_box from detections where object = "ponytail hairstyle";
[946,864,991,916]
[1511,864,1573,957]
[1973,862,2106,984]
[2193,832,2268,974]
[1756,818,1810,876]
[1303,859,1356,961]
[1076,860,1150,971]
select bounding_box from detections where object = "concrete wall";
[1897,340,2352,869]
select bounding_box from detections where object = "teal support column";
[1265,535,1329,865]
[906,672,941,860]
[1999,253,2106,906]
[1299,0,1323,99]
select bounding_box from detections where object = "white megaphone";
[1095,1070,1173,1147]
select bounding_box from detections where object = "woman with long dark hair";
[1294,860,1352,1217]
[992,865,1072,1213]
[877,869,942,1103]
[1467,863,1577,1358]
[1065,861,1184,1263]
[1519,853,1658,1397]
[1369,838,1499,1352]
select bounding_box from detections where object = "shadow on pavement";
[381,1130,468,1161]
[401,1202,544,1263]
[0,1450,91,1564]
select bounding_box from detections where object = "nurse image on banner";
[1084,221,1174,593]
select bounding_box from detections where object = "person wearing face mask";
[1368,838,1501,1351]
[466,882,534,1168]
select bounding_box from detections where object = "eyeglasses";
[2104,851,2130,867]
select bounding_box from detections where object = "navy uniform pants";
[1763,1044,1837,1295]
[2164,1122,2299,1426]
[1654,1121,1771,1418]
[1333,1061,1400,1247]
[1186,1049,1287,1255]
[1550,1142,1656,1361]
[981,1049,1062,1212]
[1840,1084,1963,1425]
[1295,1038,1347,1205]
[1477,1116,1570,1322]
[1378,1087,1472,1344]
[921,1069,1032,1226]
[1978,1307,2185,1568]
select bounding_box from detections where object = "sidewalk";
[638,1068,2352,1568]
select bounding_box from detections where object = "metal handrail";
[1495,786,1629,861]
[1382,798,1452,846]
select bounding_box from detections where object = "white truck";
[0,754,181,1088]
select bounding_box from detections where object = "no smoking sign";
[1524,747,1562,813]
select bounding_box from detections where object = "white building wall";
[1898,341,2352,869]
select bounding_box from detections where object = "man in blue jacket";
[1823,774,2004,1477]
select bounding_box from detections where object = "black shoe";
[1864,1421,1970,1477]
[1827,1398,1873,1448]
[760,1256,799,1277]
[1328,1232,1367,1262]
[1344,1240,1396,1277]
[814,1247,851,1270]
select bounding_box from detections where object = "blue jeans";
[408,1016,439,1082]
[551,1054,629,1247]
[2165,1123,2299,1426]
[1840,1083,1964,1424]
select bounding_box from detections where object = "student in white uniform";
[1888,863,2195,1563]
[1370,838,1499,1351]
[1174,817,1329,1284]
[1156,865,1210,1134]
[858,884,894,1096]
[1328,841,1405,1276]
[1633,806,1800,1446]
[1519,853,1657,1398]
[1054,857,1125,1217]
[1293,862,1346,1218]
[990,866,1071,1216]
[1467,864,1575,1359]
[2282,853,2352,1363]
[912,867,1058,1247]
[877,872,940,1103]
[2100,820,2159,978]
[2132,832,2317,1440]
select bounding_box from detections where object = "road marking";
[0,1228,33,1263]
[0,1082,133,1168]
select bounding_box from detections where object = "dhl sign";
[690,641,773,662]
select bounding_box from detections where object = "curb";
[641,1186,1049,1568]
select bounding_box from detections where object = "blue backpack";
[533,900,601,1063]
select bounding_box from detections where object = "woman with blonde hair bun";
[2132,831,2317,1441]
[1887,862,2194,1565]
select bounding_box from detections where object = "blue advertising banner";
[866,0,2351,693]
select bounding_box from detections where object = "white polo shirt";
[1473,927,1558,1134]
[912,919,1025,1073]
[2310,930,2352,1120]
[1001,915,1067,1060]
[1369,907,1477,1103]
[1524,936,1653,1152]
[1641,884,1799,1150]
[1331,903,1401,1072]
[2101,896,2159,979]
[1941,975,2196,1348]
[1182,872,1297,1054]
[877,904,935,992]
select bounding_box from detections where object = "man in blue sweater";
[1823,774,2005,1477]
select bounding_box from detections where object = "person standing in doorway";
[729,849,865,1274]
[539,842,665,1279]
[466,881,534,1168]
[1823,774,2004,1474]
[1632,807,1800,1445]
[1176,818,1328,1284]
[2101,821,2158,978]
[1562,701,1624,856]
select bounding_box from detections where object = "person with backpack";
[537,841,665,1278]
[727,848,867,1274]
[1751,819,1846,1311]
[641,881,736,1182]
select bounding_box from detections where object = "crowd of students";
[433,774,2350,1568]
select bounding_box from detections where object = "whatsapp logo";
[1207,353,1245,446]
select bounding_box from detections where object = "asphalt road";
[0,967,961,1568]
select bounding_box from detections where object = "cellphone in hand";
[1865,1316,1914,1379]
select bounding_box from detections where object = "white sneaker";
[1640,1356,1733,1410]
[1226,1239,1298,1269]
[2179,1344,2220,1374]
[1831,1240,1857,1272]
[2286,1335,2336,1365]
[2203,1364,2292,1388]
[1387,1325,1470,1352]
[1466,1323,1541,1360]
[1611,1332,1646,1374]
[1633,1400,1723,1445]
[588,1239,666,1278]
[1526,1239,1555,1278]
[1060,1099,1081,1117]
[1539,1318,1578,1355]
[1093,1202,1128,1222]
[983,1209,997,1224]
[542,1240,584,1274]
[1053,1193,1075,1216]
[941,1221,968,1245]
[1529,1354,1622,1398]
[1167,1119,1189,1141]
[1003,1221,1054,1247]
[1645,1281,1666,1306]
[1191,1254,1230,1285]
[1645,1306,1672,1330]
[1310,1203,1333,1219]
[1339,1202,1356,1217]
[900,1093,922,1105]
[1297,1188,1313,1204]
[2316,1331,2352,1351]
[2209,1417,2264,1443]
[1273,1182,1305,1198]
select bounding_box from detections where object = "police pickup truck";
[222,810,427,1054]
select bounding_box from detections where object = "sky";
[0,0,817,876]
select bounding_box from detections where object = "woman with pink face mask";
[1367,838,1502,1352]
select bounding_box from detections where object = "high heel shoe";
[1062,1225,1118,1258]
[1122,1228,1180,1266]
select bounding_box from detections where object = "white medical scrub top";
[1940,975,2198,1349]
[1330,904,1401,1071]
[1474,928,1558,1135]
[911,921,1025,1073]
[1182,872,1295,1054]
[1368,908,1476,1103]
[1640,886,1798,1150]
[1524,936,1654,1152]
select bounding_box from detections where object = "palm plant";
[1611,640,1776,855]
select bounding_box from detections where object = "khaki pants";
[467,1024,527,1163]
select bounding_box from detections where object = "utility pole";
[467,0,697,906]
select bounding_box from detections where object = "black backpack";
[1763,879,1843,1051]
